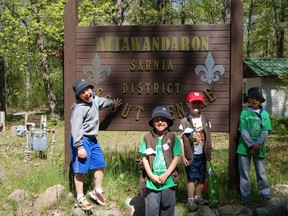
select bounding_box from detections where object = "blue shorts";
[70,136,106,174]
[186,154,206,182]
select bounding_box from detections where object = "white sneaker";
[89,189,109,206]
[74,195,93,210]
[188,200,198,212]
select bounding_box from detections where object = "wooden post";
[229,0,244,187]
[0,111,5,131]
[64,0,78,175]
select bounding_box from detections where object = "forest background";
[0,0,287,117]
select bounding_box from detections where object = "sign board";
[73,25,230,131]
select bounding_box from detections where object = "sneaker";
[89,189,109,206]
[262,194,271,201]
[241,196,249,204]
[74,196,93,210]
[195,197,209,205]
[188,200,198,212]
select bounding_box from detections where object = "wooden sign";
[67,24,232,132]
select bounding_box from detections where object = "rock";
[253,204,283,216]
[33,184,65,210]
[72,207,88,216]
[270,196,288,214]
[195,205,216,216]
[218,204,252,216]
[8,189,29,202]
[271,184,288,196]
[92,209,123,216]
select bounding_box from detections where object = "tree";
[243,0,287,57]
[0,0,287,114]
[0,0,6,112]
[0,0,65,117]
[30,0,60,119]
[272,0,287,58]
[245,0,254,57]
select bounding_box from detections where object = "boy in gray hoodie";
[70,78,122,210]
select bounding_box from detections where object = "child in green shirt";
[138,106,181,215]
[237,87,272,203]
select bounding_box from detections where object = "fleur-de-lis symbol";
[195,52,225,85]
[82,53,111,84]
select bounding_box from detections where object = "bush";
[271,115,288,138]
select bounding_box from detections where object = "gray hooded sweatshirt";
[70,95,114,149]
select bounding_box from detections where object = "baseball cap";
[186,92,204,103]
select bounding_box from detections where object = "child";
[179,91,212,212]
[70,78,122,210]
[138,106,181,216]
[237,87,272,203]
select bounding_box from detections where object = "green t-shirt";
[139,135,181,191]
[237,108,272,157]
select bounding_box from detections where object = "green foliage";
[126,3,160,25]
[270,115,288,138]
[243,0,288,57]
[1,0,287,111]
[278,74,288,90]
[0,0,66,110]
[78,0,116,26]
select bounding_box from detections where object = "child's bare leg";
[74,173,84,195]
[90,168,109,205]
[195,183,204,196]
[187,181,198,211]
[94,168,104,191]
[187,181,196,198]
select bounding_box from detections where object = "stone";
[8,189,29,202]
[253,204,282,216]
[218,204,252,216]
[33,184,65,210]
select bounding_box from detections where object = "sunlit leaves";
[242,0,287,57]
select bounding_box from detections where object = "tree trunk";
[180,0,186,25]
[246,0,254,58]
[31,1,60,119]
[115,0,123,26]
[274,0,286,58]
[157,0,167,24]
[0,0,6,111]
[221,0,231,23]
[36,32,60,119]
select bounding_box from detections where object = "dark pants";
[145,187,175,216]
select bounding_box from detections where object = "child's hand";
[150,174,161,184]
[113,98,123,108]
[77,148,87,158]
[158,174,168,184]
[181,156,189,166]
[136,159,143,168]
[249,144,261,155]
